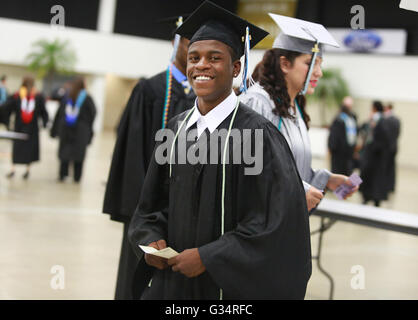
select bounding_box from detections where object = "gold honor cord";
[168,99,241,300]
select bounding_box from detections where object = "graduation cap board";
[176,0,269,92]
[268,13,339,95]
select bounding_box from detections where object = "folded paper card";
[334,173,363,200]
[139,245,179,259]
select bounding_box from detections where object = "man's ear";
[279,56,291,75]
[233,60,241,78]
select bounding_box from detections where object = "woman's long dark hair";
[258,48,311,129]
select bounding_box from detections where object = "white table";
[0,131,29,140]
[311,199,418,299]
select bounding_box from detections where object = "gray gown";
[241,83,331,192]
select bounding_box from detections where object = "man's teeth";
[195,76,211,81]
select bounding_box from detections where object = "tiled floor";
[0,130,417,300]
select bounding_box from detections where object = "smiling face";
[281,53,323,96]
[187,40,241,108]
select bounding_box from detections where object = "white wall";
[0,18,171,79]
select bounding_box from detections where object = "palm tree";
[307,68,349,127]
[25,38,77,95]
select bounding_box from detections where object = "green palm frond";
[308,68,349,108]
[25,38,77,78]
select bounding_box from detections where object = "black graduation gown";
[2,93,48,164]
[328,113,357,175]
[50,95,96,162]
[383,115,401,193]
[360,117,390,202]
[102,71,195,300]
[128,103,311,300]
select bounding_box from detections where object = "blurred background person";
[0,75,8,105]
[328,96,358,176]
[383,103,401,194]
[2,76,48,179]
[358,100,389,206]
[50,76,96,183]
[0,75,9,128]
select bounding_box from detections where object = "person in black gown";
[383,103,401,194]
[50,77,96,183]
[2,76,48,179]
[328,96,358,176]
[359,101,389,207]
[102,17,196,299]
[128,1,311,300]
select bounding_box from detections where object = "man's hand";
[306,186,324,211]
[144,239,169,270]
[167,248,206,278]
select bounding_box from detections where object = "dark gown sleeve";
[127,111,180,255]
[127,139,170,254]
[371,119,388,153]
[50,100,65,138]
[126,129,172,298]
[328,117,345,153]
[103,80,155,222]
[198,123,311,299]
[85,96,97,144]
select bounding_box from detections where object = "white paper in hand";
[139,245,179,259]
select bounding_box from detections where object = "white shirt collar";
[186,91,238,137]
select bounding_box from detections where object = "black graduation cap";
[175,0,269,58]
[158,14,190,37]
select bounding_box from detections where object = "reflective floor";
[0,130,417,300]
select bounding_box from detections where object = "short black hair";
[373,100,384,112]
[1,75,6,82]
[227,45,240,62]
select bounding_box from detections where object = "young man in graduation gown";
[128,1,312,300]
[102,18,196,300]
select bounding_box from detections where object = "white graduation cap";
[268,13,339,95]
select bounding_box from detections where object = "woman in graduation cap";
[128,0,311,300]
[50,76,96,183]
[241,14,358,212]
[3,76,48,179]
[102,16,196,300]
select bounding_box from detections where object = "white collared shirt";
[185,91,238,138]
